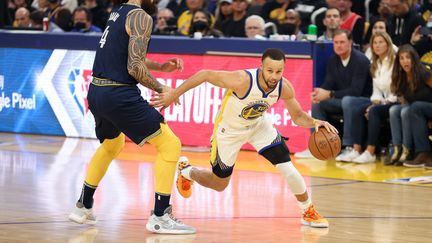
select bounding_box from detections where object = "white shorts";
[210,116,279,168]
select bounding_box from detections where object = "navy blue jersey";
[92,4,142,85]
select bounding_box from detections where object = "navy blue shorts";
[87,83,164,145]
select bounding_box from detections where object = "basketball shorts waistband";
[91,77,131,86]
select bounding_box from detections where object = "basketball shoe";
[146,205,196,234]
[176,156,193,198]
[301,205,329,228]
[68,202,97,225]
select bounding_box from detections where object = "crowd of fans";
[0,0,431,167]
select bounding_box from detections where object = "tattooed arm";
[125,9,164,93]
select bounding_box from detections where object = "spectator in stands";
[188,9,223,37]
[9,0,36,24]
[364,19,398,60]
[244,15,265,39]
[388,0,425,46]
[410,16,432,68]
[293,0,326,33]
[312,0,338,37]
[295,29,371,158]
[167,0,187,17]
[71,6,101,33]
[29,9,63,32]
[220,0,248,37]
[261,0,296,24]
[153,8,180,35]
[318,8,341,41]
[14,7,31,28]
[47,0,63,22]
[55,7,73,31]
[336,0,365,46]
[278,9,303,40]
[177,0,209,36]
[337,32,397,163]
[247,0,265,17]
[32,0,50,16]
[214,0,232,30]
[81,0,108,30]
[389,44,432,165]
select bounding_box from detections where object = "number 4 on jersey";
[99,26,110,48]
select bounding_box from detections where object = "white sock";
[180,166,193,181]
[298,197,312,213]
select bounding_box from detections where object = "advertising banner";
[0,49,312,152]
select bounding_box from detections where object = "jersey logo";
[68,68,92,115]
[240,101,269,120]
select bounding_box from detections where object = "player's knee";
[214,181,229,192]
[210,175,230,192]
[102,133,125,157]
[259,142,291,165]
[156,130,181,162]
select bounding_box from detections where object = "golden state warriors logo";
[241,101,269,120]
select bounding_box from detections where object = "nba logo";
[68,68,92,115]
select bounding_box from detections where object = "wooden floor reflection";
[0,133,431,243]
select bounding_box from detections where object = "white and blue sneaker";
[146,205,196,234]
[68,202,97,225]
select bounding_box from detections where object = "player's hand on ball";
[314,120,338,134]
[160,58,184,72]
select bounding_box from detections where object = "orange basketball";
[308,127,341,160]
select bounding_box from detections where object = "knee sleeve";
[276,162,307,195]
[148,123,181,162]
[101,133,125,158]
[259,142,291,165]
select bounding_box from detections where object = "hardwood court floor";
[0,133,431,243]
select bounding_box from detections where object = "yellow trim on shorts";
[210,90,233,164]
[138,128,162,147]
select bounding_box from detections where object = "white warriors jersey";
[216,68,282,129]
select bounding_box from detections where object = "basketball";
[308,127,341,160]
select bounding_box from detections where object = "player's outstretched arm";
[150,69,247,108]
[126,10,165,93]
[281,79,338,133]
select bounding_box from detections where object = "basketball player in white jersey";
[152,48,338,228]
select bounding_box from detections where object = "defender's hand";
[160,58,184,72]
[150,86,180,111]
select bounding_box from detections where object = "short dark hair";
[333,29,353,41]
[262,48,286,62]
[73,7,92,22]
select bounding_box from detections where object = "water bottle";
[307,24,317,41]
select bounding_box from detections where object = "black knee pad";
[211,150,234,178]
[259,142,291,165]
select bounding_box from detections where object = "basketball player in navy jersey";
[68,0,195,234]
[152,48,338,228]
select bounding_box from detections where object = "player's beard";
[141,0,157,16]
[262,72,278,90]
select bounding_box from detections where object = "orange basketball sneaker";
[301,205,329,228]
[176,156,193,198]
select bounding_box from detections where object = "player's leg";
[69,116,124,225]
[178,125,244,192]
[252,118,329,228]
[145,123,195,234]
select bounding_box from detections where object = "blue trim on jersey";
[277,79,283,101]
[233,69,253,100]
[258,141,283,154]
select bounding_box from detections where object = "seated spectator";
[14,7,31,28]
[81,0,109,30]
[9,0,36,25]
[55,7,73,31]
[311,0,338,37]
[153,8,180,35]
[363,0,393,47]
[278,9,303,40]
[261,0,296,24]
[386,44,432,167]
[220,0,248,37]
[364,19,398,60]
[336,0,365,46]
[318,8,341,41]
[336,32,397,163]
[71,6,101,33]
[295,29,372,158]
[410,16,432,68]
[177,0,210,36]
[214,0,232,30]
[29,10,63,32]
[389,45,432,165]
[244,15,265,39]
[388,0,425,46]
[188,9,223,37]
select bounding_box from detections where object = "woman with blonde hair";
[337,31,398,163]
